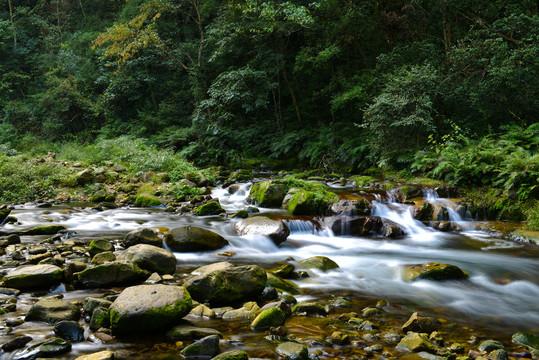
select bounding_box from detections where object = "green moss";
[266,273,300,295]
[90,190,116,203]
[134,194,162,207]
[298,256,339,271]
[25,225,66,235]
[233,210,249,218]
[211,350,249,360]
[251,307,286,330]
[350,175,376,189]
[287,190,339,215]
[194,201,225,216]
[88,239,114,257]
[403,263,469,282]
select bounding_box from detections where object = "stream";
[1,180,538,359]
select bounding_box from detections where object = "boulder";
[512,332,539,350]
[292,302,327,317]
[54,320,85,342]
[3,264,63,289]
[75,350,115,360]
[234,216,290,245]
[88,239,114,257]
[211,350,249,360]
[25,224,66,235]
[76,261,147,288]
[275,341,308,360]
[287,190,340,216]
[109,284,192,334]
[25,299,80,325]
[403,263,469,282]
[120,244,177,275]
[185,262,267,305]
[266,273,300,295]
[194,201,225,216]
[478,340,504,352]
[180,334,220,358]
[402,312,439,334]
[331,199,371,216]
[298,256,339,271]
[248,180,287,208]
[251,307,286,330]
[76,168,93,185]
[123,227,162,248]
[1,336,32,352]
[91,251,116,264]
[397,332,434,353]
[380,219,407,238]
[0,207,11,223]
[326,216,382,236]
[164,226,228,252]
[12,337,71,360]
[134,194,162,207]
[90,307,110,330]
[90,190,116,203]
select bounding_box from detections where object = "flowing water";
[1,182,538,359]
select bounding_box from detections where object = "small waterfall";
[423,188,464,223]
[372,194,429,235]
[211,183,252,212]
[283,219,331,237]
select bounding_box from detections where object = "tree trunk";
[7,0,17,48]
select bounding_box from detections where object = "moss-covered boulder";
[248,180,287,208]
[415,203,435,221]
[397,332,434,353]
[25,224,66,235]
[12,337,71,359]
[266,273,300,295]
[211,350,249,360]
[287,190,340,216]
[180,334,220,358]
[275,341,308,360]
[184,262,267,306]
[134,194,162,207]
[90,190,116,203]
[75,350,115,360]
[251,307,286,330]
[121,244,177,275]
[123,227,162,248]
[25,299,81,325]
[88,239,114,257]
[234,216,290,245]
[91,251,116,264]
[512,332,539,351]
[3,264,63,289]
[299,256,339,272]
[109,284,192,334]
[76,261,147,288]
[164,226,228,252]
[0,207,11,224]
[292,302,327,317]
[195,201,225,216]
[403,263,469,282]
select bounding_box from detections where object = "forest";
[1,0,538,224]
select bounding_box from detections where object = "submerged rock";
[123,227,162,248]
[185,262,267,305]
[25,299,80,325]
[12,337,71,360]
[1,336,32,352]
[109,284,192,334]
[120,244,177,275]
[3,264,63,289]
[166,323,222,341]
[512,332,539,350]
[299,256,339,271]
[164,226,228,252]
[248,180,287,208]
[54,320,85,342]
[275,341,308,360]
[234,216,290,245]
[25,224,66,235]
[180,334,220,358]
[403,263,469,282]
[402,312,439,334]
[397,332,434,353]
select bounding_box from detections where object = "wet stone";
[1,335,32,352]
[54,320,84,342]
[478,340,504,352]
[75,350,115,360]
[12,337,71,360]
[180,334,220,358]
[25,299,81,325]
[275,341,308,360]
[166,323,222,341]
[211,349,249,360]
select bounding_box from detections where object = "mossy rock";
[397,332,434,353]
[134,194,162,207]
[12,337,71,359]
[415,203,434,221]
[0,207,11,223]
[76,261,147,288]
[211,350,249,360]
[3,264,63,289]
[267,263,295,278]
[512,332,539,350]
[399,185,423,199]
[121,243,177,275]
[91,251,116,264]
[195,201,225,216]
[350,175,376,189]
[287,190,340,216]
[403,263,469,282]
[166,324,222,341]
[299,256,339,272]
[275,341,308,360]
[248,180,287,208]
[180,335,220,358]
[251,307,287,330]
[109,284,192,334]
[25,225,66,235]
[88,239,114,257]
[292,302,327,316]
[266,273,300,295]
[233,210,249,219]
[90,190,116,203]
[164,226,228,252]
[25,299,81,325]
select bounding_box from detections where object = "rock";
[402,312,439,334]
[512,332,539,350]
[211,350,249,360]
[234,216,290,245]
[113,164,126,172]
[54,320,84,342]
[123,227,162,248]
[380,219,407,238]
[267,263,295,278]
[120,244,177,275]
[190,304,215,317]
[134,194,162,207]
[185,262,267,305]
[164,226,228,252]
[25,224,66,235]
[180,334,220,358]
[298,256,339,271]
[222,305,260,321]
[194,201,225,216]
[91,251,116,264]
[88,239,114,257]
[251,307,286,330]
[275,341,308,360]
[77,261,147,288]
[90,307,110,330]
[292,302,327,316]
[3,264,63,289]
[166,324,222,341]
[1,335,32,352]
[397,332,434,352]
[75,350,115,360]
[90,190,116,203]
[287,190,340,216]
[326,216,382,236]
[0,234,21,246]
[25,299,81,325]
[109,284,192,334]
[83,297,113,315]
[399,186,423,200]
[403,263,469,282]
[331,199,371,216]
[415,203,435,221]
[76,168,93,185]
[233,210,249,219]
[248,180,287,208]
[489,349,508,360]
[0,207,11,223]
[478,340,504,352]
[12,337,71,359]
[266,273,300,295]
